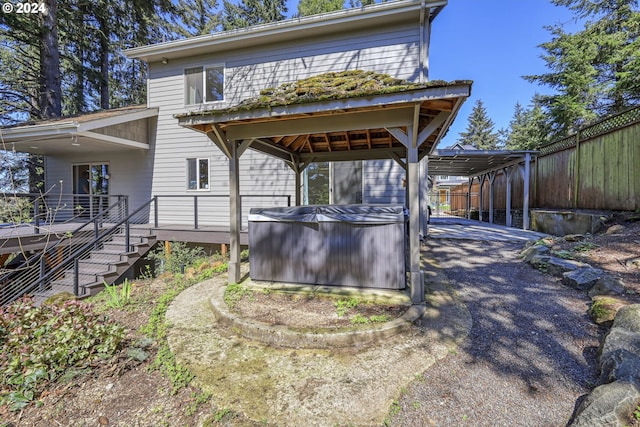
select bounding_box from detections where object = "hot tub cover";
[248,204,407,224]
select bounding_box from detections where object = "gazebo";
[176,71,473,304]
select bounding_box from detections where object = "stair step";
[71,262,116,275]
[89,252,128,263]
[109,235,151,245]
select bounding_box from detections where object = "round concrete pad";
[166,261,470,426]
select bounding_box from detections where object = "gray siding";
[44,148,154,220]
[363,160,406,204]
[147,18,422,224]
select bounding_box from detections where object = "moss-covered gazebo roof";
[177,70,473,162]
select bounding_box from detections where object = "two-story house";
[2,0,472,303]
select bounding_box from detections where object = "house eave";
[124,0,448,63]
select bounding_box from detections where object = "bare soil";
[549,213,640,300]
[2,213,639,427]
[232,291,408,330]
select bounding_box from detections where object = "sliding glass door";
[72,163,110,218]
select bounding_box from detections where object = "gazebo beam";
[225,107,413,141]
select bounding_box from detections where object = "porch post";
[505,167,513,228]
[228,141,242,284]
[294,168,302,206]
[522,153,532,230]
[420,157,429,238]
[478,174,486,223]
[407,145,424,304]
[488,171,496,224]
[467,178,473,219]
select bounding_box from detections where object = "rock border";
[208,281,426,349]
[521,242,640,425]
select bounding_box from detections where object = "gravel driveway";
[390,236,601,426]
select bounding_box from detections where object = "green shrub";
[224,283,253,309]
[102,279,134,309]
[147,242,206,274]
[334,298,359,317]
[0,296,124,410]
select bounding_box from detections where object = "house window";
[184,65,224,105]
[187,158,209,190]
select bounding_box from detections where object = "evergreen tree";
[456,99,499,150]
[349,0,376,7]
[503,98,552,150]
[525,0,640,137]
[169,0,222,38]
[222,0,287,30]
[297,0,344,16]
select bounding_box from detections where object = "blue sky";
[428,0,579,147]
[284,0,580,148]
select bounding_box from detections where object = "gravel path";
[390,239,602,427]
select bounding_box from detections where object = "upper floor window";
[184,65,224,105]
[187,158,209,190]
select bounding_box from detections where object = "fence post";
[573,130,581,209]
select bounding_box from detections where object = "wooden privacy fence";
[534,106,640,210]
[451,106,640,213]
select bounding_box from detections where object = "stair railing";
[0,196,133,306]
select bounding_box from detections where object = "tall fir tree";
[525,0,640,137]
[502,98,552,150]
[297,0,344,16]
[169,0,222,38]
[456,99,499,150]
[222,0,287,30]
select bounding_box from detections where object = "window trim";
[184,63,225,106]
[186,157,210,191]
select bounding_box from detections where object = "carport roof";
[428,148,538,177]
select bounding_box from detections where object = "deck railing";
[152,194,292,230]
[0,192,126,234]
[0,196,130,306]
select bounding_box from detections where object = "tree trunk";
[39,0,61,119]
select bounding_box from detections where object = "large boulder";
[529,254,551,269]
[570,381,640,427]
[588,275,626,298]
[570,305,640,426]
[599,305,640,384]
[545,257,591,276]
[520,245,550,263]
[563,268,605,291]
[590,296,630,326]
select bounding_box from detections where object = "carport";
[428,148,537,229]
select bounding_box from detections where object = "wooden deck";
[0,222,248,256]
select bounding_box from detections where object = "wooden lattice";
[539,105,640,156]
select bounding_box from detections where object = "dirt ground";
[2,212,639,426]
[548,212,640,300]
[231,291,409,330]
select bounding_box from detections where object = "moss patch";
[590,296,629,325]
[177,70,471,117]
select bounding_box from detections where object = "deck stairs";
[0,197,159,307]
[40,228,157,302]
